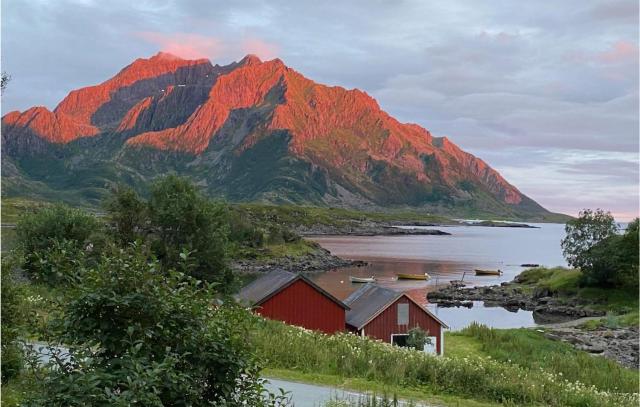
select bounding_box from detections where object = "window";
[391,334,409,347]
[397,303,409,325]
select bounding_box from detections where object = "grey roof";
[344,284,402,329]
[344,283,449,329]
[236,269,297,306]
[236,269,349,309]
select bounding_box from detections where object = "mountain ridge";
[2,52,563,220]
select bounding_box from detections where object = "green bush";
[16,204,100,255]
[26,239,87,285]
[23,245,279,406]
[1,257,28,383]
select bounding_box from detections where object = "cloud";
[597,40,639,64]
[241,37,279,60]
[135,31,279,61]
[135,32,224,59]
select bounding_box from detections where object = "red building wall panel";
[362,296,442,354]
[256,279,346,334]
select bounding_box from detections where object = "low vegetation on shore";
[250,317,638,406]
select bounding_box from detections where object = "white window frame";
[390,333,409,346]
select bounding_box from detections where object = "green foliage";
[23,245,280,406]
[405,327,431,351]
[561,208,617,271]
[1,258,27,382]
[26,239,87,285]
[250,317,638,406]
[148,175,234,287]
[16,204,100,255]
[15,204,105,284]
[103,184,147,244]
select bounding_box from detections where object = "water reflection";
[427,302,537,331]
[307,223,566,329]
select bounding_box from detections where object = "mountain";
[2,52,562,220]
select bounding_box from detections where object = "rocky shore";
[294,223,451,236]
[232,246,365,274]
[427,281,605,323]
[427,279,640,368]
[545,326,639,369]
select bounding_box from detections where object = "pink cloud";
[597,40,638,64]
[135,32,280,62]
[136,32,224,59]
[241,37,279,60]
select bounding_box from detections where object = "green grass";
[517,267,639,324]
[1,197,52,224]
[250,316,638,406]
[452,323,638,394]
[235,203,456,228]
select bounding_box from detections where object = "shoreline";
[427,278,638,368]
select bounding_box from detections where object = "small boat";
[350,276,376,283]
[520,263,540,268]
[396,273,431,280]
[475,269,503,276]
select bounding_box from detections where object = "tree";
[148,175,234,288]
[1,71,10,94]
[104,184,148,244]
[24,245,282,406]
[561,209,618,270]
[585,218,639,288]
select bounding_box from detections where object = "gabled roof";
[344,283,448,329]
[236,269,349,310]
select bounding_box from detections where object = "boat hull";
[474,269,502,276]
[396,273,431,280]
[350,277,375,283]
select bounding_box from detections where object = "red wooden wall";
[256,279,346,334]
[362,296,442,354]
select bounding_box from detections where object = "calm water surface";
[308,223,567,330]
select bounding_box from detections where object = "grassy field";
[250,316,638,406]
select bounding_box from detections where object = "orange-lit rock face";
[2,53,523,205]
[126,57,286,153]
[117,97,153,132]
[2,106,97,143]
[4,52,209,143]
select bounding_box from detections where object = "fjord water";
[308,223,567,330]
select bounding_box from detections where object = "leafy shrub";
[26,239,87,285]
[24,245,281,406]
[1,257,28,382]
[16,204,100,255]
[406,327,430,350]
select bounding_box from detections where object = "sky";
[2,0,639,220]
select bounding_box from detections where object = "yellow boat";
[396,273,431,280]
[475,269,502,276]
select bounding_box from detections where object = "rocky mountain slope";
[2,52,561,220]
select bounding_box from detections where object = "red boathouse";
[344,284,448,355]
[236,269,348,334]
